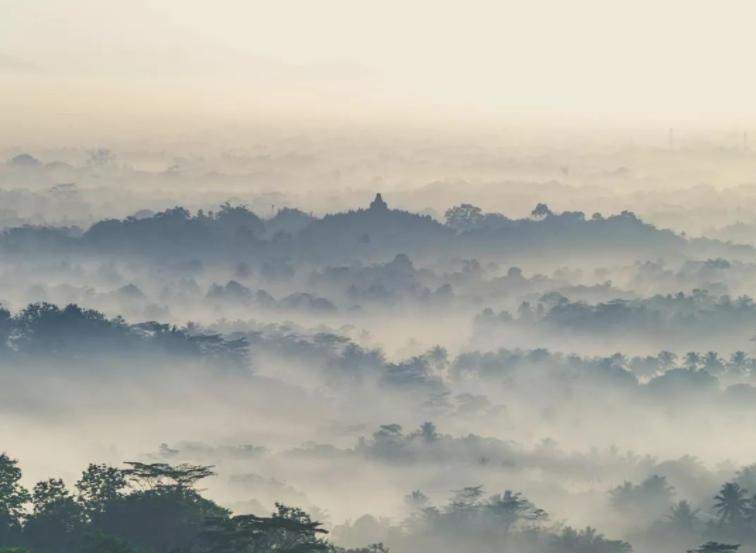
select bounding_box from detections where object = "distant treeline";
[0,302,247,365]
[475,289,756,339]
[6,299,756,402]
[0,201,697,262]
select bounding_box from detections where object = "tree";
[76,464,127,519]
[684,352,702,370]
[714,483,749,525]
[486,490,547,537]
[90,461,227,551]
[609,476,674,525]
[214,202,265,238]
[552,526,631,553]
[122,461,215,490]
[202,503,329,553]
[93,485,229,551]
[688,543,740,553]
[668,500,700,530]
[334,545,389,553]
[413,422,439,444]
[702,352,724,375]
[744,494,756,527]
[87,148,115,168]
[734,465,756,493]
[404,491,430,512]
[444,205,484,233]
[424,346,449,376]
[78,531,147,553]
[531,203,553,219]
[729,352,749,375]
[24,479,85,553]
[0,454,30,546]
[658,350,678,371]
[449,486,484,510]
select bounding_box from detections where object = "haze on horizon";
[6,3,756,553]
[3,0,756,141]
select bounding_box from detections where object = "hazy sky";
[3,0,756,133]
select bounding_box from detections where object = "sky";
[2,0,756,134]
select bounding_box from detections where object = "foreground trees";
[0,455,30,546]
[0,454,636,553]
[10,452,756,553]
[0,458,232,553]
[202,504,329,553]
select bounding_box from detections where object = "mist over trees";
[7,0,756,545]
[5,144,756,553]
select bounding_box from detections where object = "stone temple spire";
[369,193,388,211]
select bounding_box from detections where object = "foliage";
[0,302,248,366]
[202,503,329,553]
[0,455,30,546]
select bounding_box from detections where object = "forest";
[1,451,753,553]
[7,0,756,549]
[5,133,756,553]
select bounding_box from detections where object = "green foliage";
[688,543,741,553]
[444,204,485,233]
[123,462,215,490]
[202,503,329,553]
[333,545,389,553]
[0,302,249,366]
[0,459,231,553]
[24,479,84,553]
[552,527,632,553]
[78,532,147,553]
[714,483,749,525]
[76,464,127,518]
[668,500,701,530]
[0,454,30,546]
[94,486,229,551]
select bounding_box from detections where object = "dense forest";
[5,145,756,553]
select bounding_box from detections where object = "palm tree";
[553,527,631,553]
[744,494,756,527]
[735,464,756,491]
[684,352,701,370]
[703,352,724,375]
[714,483,749,524]
[425,346,449,376]
[486,490,545,537]
[404,490,430,512]
[668,500,700,530]
[657,350,677,371]
[729,352,749,376]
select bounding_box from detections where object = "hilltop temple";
[369,193,388,211]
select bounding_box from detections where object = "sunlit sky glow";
[3,0,756,134]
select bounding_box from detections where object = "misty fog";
[4,2,756,553]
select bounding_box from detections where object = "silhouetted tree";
[714,483,749,525]
[531,203,553,219]
[24,479,84,553]
[76,464,127,519]
[0,455,30,547]
[202,503,328,553]
[688,543,740,553]
[444,205,484,233]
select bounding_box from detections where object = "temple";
[369,193,388,211]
